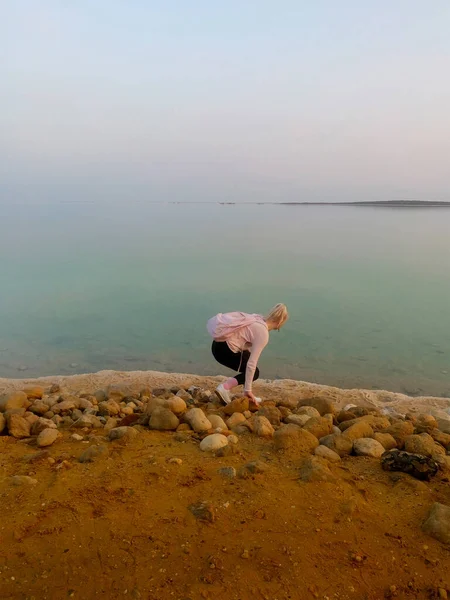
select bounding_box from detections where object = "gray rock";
[37,428,60,447]
[298,456,336,483]
[217,466,236,479]
[72,414,103,428]
[79,444,108,463]
[286,414,311,427]
[295,406,321,419]
[320,434,353,457]
[314,445,341,463]
[149,407,180,431]
[184,408,212,432]
[200,433,228,452]
[31,417,57,436]
[29,401,49,415]
[10,475,38,486]
[422,502,450,545]
[108,426,139,441]
[353,438,385,458]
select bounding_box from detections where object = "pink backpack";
[207,312,266,341]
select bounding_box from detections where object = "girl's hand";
[245,391,258,405]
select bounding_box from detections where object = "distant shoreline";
[216,200,450,207]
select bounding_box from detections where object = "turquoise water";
[0,202,449,397]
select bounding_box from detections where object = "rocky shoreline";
[0,372,450,600]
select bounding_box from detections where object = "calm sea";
[0,202,449,397]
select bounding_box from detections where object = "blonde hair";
[265,303,289,329]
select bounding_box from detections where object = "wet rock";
[164,397,187,415]
[314,445,341,463]
[208,414,228,430]
[8,415,31,438]
[295,406,321,419]
[31,417,57,436]
[286,414,312,427]
[298,456,335,483]
[256,405,281,427]
[200,433,229,452]
[383,421,414,449]
[274,424,319,454]
[108,426,139,441]
[227,413,246,429]
[320,434,353,457]
[184,408,212,432]
[0,391,29,412]
[373,432,397,450]
[353,438,385,458]
[149,407,180,430]
[217,466,236,479]
[79,444,108,463]
[0,413,5,433]
[381,449,439,481]
[10,475,38,486]
[422,502,450,545]
[189,501,215,523]
[23,386,44,400]
[37,428,60,447]
[404,433,446,458]
[29,401,49,416]
[297,397,335,416]
[251,416,275,438]
[223,397,249,416]
[303,417,333,439]
[342,422,374,442]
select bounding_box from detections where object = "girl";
[207,303,288,405]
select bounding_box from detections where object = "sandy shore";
[1,368,450,420]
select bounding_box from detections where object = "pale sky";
[1,1,449,203]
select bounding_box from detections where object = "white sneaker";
[215,384,232,405]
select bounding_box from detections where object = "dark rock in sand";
[189,501,215,523]
[79,445,108,463]
[381,449,439,481]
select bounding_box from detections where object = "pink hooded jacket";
[207,312,269,392]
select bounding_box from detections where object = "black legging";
[211,341,260,386]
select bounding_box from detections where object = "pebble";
[217,466,236,479]
[167,457,183,465]
[37,428,60,447]
[71,434,84,441]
